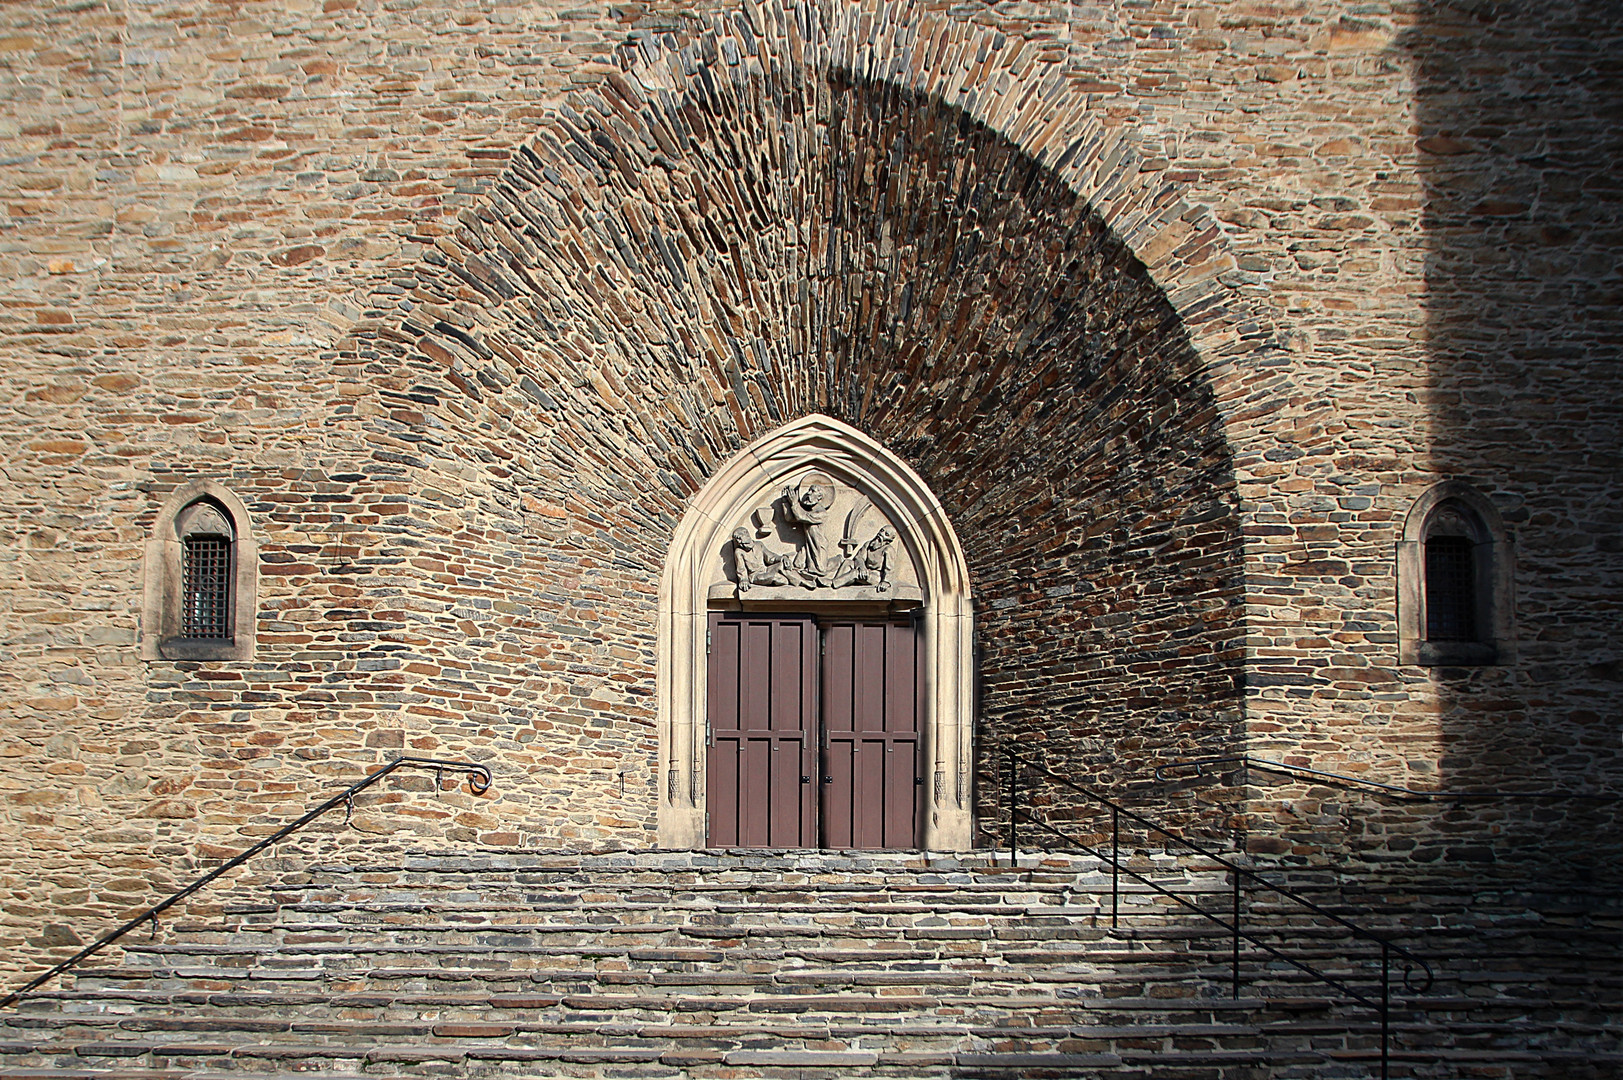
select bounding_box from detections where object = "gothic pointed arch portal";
[660,414,974,850]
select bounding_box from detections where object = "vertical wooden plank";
[822,622,854,848]
[770,620,798,731]
[740,619,770,739]
[911,619,925,845]
[883,621,921,848]
[706,735,736,847]
[824,622,853,733]
[858,622,887,849]
[854,622,884,734]
[885,622,914,733]
[768,619,797,846]
[743,734,769,846]
[799,617,819,848]
[706,613,739,847]
[740,613,762,844]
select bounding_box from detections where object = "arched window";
[141,482,257,661]
[177,501,234,639]
[1398,481,1514,666]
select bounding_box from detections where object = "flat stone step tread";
[0,1072,195,1079]
[63,974,1291,1000]
[65,968,1274,995]
[97,936,1364,966]
[101,945,1421,976]
[8,1012,1480,1048]
[27,968,1003,996]
[164,923,1403,946]
[162,1076,374,1080]
[278,851,1623,899]
[248,878,1221,897]
[262,889,1116,909]
[12,987,1295,1013]
[10,1043,1283,1068]
[9,1011,1406,1044]
[164,1047,1145,1068]
[118,925,1127,952]
[180,906,1131,929]
[72,952,1225,980]
[0,1015,1293,1043]
[9,993,1317,1039]
[299,881,1225,897]
[0,1043,1354,1070]
[220,893,1108,915]
[23,1044,238,1059]
[267,866,1115,880]
[291,859,1118,877]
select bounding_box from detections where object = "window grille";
[1424,536,1475,642]
[182,536,231,639]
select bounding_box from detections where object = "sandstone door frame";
[658,414,975,850]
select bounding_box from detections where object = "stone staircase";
[0,850,1617,1079]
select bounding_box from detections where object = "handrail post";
[1231,869,1241,1000]
[1006,744,1017,869]
[1110,805,1119,929]
[1381,941,1391,1080]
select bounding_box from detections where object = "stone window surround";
[1397,480,1515,667]
[658,414,975,851]
[141,481,258,662]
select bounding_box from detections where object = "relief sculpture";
[781,473,841,584]
[831,526,895,592]
[720,470,917,601]
[729,527,799,592]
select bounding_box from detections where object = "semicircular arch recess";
[342,3,1251,850]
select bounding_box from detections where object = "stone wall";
[1,0,1618,980]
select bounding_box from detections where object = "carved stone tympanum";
[712,469,921,602]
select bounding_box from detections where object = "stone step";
[5,850,1613,1079]
[153,909,1433,944]
[65,954,1400,993]
[0,1045,1338,1079]
[0,1010,1395,1075]
[21,1026,1608,1080]
[2,1013,1305,1040]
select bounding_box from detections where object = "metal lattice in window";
[182,536,231,639]
[1424,536,1475,642]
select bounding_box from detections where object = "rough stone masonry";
[0,0,1618,978]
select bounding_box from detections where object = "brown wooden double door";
[706,612,923,849]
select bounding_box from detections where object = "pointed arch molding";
[659,414,975,850]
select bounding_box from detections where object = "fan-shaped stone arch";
[333,2,1253,845]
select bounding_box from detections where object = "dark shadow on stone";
[811,73,1248,844]
[1401,0,1623,890]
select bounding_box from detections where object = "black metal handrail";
[0,756,492,1009]
[1001,746,1432,1080]
[1154,755,1622,802]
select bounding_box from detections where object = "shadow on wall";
[804,76,1249,841]
[1403,0,1623,884]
